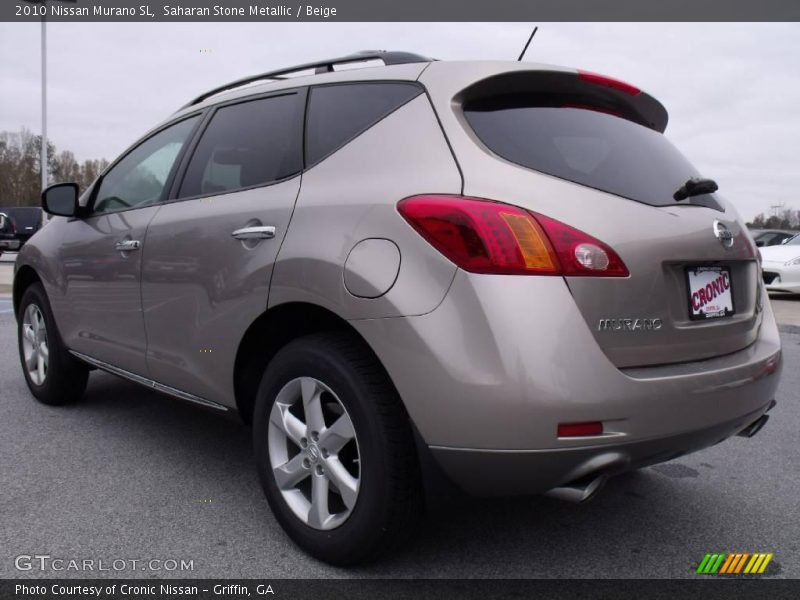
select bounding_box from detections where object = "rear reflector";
[578,70,640,96]
[558,422,604,437]
[398,195,628,277]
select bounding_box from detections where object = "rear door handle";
[115,240,141,252]
[231,226,276,240]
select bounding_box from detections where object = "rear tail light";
[533,212,628,276]
[397,195,628,277]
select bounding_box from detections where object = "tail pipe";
[545,408,773,504]
[737,414,769,438]
[544,474,607,504]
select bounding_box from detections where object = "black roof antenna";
[517,26,538,61]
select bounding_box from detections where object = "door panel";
[141,179,301,405]
[141,90,306,405]
[55,116,200,374]
[59,207,160,374]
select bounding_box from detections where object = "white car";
[761,234,800,293]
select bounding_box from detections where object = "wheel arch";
[13,265,43,318]
[233,301,391,425]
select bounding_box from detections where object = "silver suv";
[14,51,782,564]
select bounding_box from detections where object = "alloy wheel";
[22,304,49,386]
[267,377,361,530]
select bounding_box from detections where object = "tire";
[253,332,422,565]
[18,282,89,405]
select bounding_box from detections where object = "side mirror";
[42,183,79,217]
[755,240,765,247]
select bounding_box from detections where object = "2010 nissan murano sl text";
[14,51,782,565]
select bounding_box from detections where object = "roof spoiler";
[456,68,669,133]
[576,69,668,132]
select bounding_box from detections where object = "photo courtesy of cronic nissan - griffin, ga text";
[13,51,782,565]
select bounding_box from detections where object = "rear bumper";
[351,271,782,495]
[430,403,772,496]
[0,238,20,250]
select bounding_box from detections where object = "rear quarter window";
[305,82,423,166]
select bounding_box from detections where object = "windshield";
[464,95,721,210]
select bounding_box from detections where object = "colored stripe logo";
[696,552,773,574]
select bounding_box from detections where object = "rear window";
[306,82,423,166]
[464,96,720,209]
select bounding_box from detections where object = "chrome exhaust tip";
[737,414,769,438]
[544,474,607,504]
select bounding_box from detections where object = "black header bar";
[4,0,800,22]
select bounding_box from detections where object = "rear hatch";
[438,66,760,368]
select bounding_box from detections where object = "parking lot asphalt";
[0,298,798,578]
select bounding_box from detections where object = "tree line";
[746,209,800,231]
[0,128,109,207]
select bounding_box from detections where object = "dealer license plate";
[686,266,734,320]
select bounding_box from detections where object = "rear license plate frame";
[686,266,735,321]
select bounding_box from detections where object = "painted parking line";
[0,299,13,314]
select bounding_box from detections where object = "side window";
[306,82,423,166]
[93,117,198,214]
[178,93,304,199]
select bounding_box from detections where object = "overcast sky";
[0,22,797,220]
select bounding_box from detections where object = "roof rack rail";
[180,50,434,110]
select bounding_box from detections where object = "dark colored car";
[0,211,20,257]
[0,206,45,249]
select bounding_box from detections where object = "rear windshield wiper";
[673,177,718,201]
